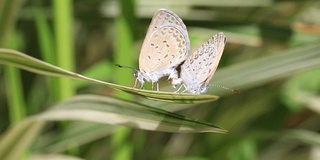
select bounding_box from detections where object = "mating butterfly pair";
[119,9,226,94]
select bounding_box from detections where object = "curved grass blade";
[0,94,225,159]
[0,48,218,103]
[33,122,115,153]
[210,43,320,96]
[0,120,44,160]
[35,94,226,133]
[119,88,218,103]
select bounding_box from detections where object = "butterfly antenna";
[115,64,133,70]
[115,64,140,77]
[115,64,138,71]
[212,84,240,93]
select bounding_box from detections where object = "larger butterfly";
[134,9,190,90]
[172,32,227,94]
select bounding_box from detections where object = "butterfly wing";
[180,32,226,92]
[139,9,190,75]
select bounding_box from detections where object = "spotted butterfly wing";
[136,9,190,86]
[176,32,227,94]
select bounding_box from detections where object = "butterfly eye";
[133,71,138,78]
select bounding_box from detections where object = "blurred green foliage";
[0,0,320,160]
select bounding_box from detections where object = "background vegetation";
[0,0,320,159]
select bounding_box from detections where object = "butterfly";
[133,8,190,90]
[171,32,227,94]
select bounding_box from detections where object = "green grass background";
[0,0,320,159]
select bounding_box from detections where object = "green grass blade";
[157,43,320,111]
[281,130,320,146]
[4,66,26,124]
[0,48,218,103]
[0,120,44,160]
[210,43,320,96]
[33,0,60,101]
[33,122,115,153]
[53,0,75,99]
[113,1,137,159]
[0,94,225,159]
[36,94,226,133]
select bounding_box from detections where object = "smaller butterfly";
[171,32,227,94]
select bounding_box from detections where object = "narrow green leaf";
[33,122,115,153]
[53,0,75,100]
[281,130,320,146]
[0,48,219,103]
[4,66,26,123]
[157,43,320,111]
[0,120,44,160]
[211,43,320,96]
[35,95,226,133]
[0,94,225,159]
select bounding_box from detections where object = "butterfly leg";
[133,78,138,88]
[181,84,188,93]
[134,78,144,89]
[140,79,144,89]
[174,84,184,93]
[156,82,159,91]
[169,70,182,89]
[139,82,144,89]
[134,71,144,89]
